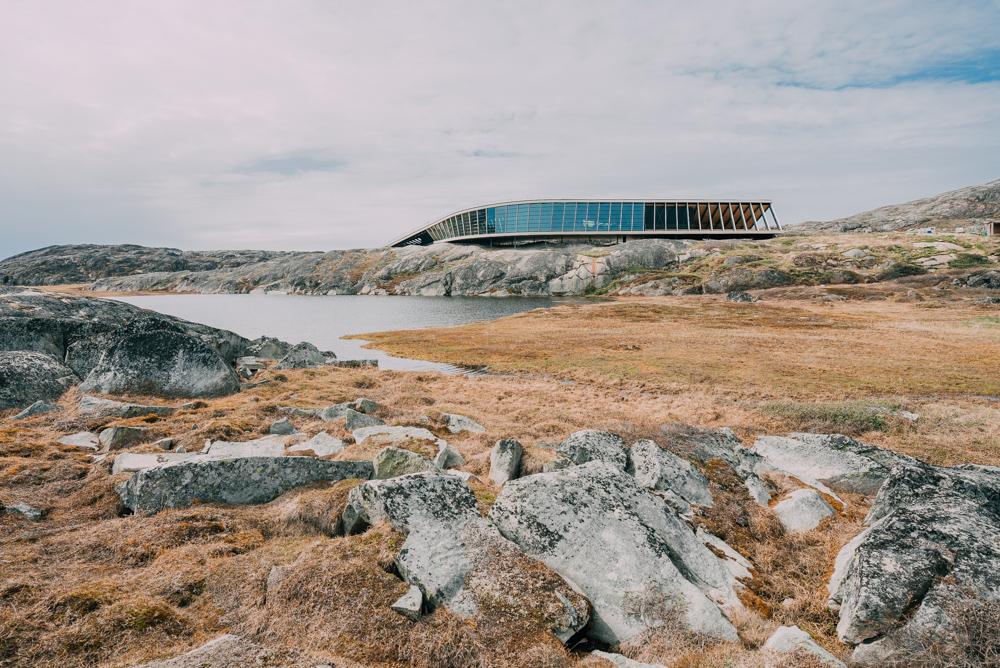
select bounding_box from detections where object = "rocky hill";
[0,244,310,285]
[803,178,1000,233]
[3,233,999,299]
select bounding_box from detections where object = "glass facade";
[394,200,778,246]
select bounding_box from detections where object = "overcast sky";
[1,1,998,256]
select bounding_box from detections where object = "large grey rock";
[64,330,120,378]
[629,439,713,508]
[489,438,523,486]
[659,424,771,506]
[556,429,629,470]
[245,335,292,359]
[112,451,203,474]
[12,400,59,419]
[57,431,99,450]
[373,447,435,479]
[762,625,846,667]
[79,394,176,419]
[118,456,373,513]
[0,289,251,365]
[0,351,77,409]
[98,425,150,450]
[489,462,741,644]
[828,462,1000,664]
[773,488,834,533]
[286,431,343,457]
[80,318,241,398]
[754,433,916,496]
[274,342,332,369]
[342,472,590,642]
[202,435,287,458]
[443,412,485,434]
[0,315,70,358]
[352,424,443,447]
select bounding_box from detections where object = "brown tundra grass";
[2,293,999,666]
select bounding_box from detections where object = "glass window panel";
[529,203,542,232]
[486,207,496,233]
[552,203,564,232]
[609,202,622,231]
[598,202,611,229]
[581,203,595,231]
[573,202,587,230]
[516,204,528,232]
[540,202,554,231]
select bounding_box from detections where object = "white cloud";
[0,0,998,254]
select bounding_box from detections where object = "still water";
[114,294,559,373]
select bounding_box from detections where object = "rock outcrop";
[274,342,334,369]
[79,395,176,419]
[286,432,343,457]
[0,351,78,409]
[660,424,771,506]
[489,461,741,644]
[828,461,1000,664]
[629,439,713,510]
[803,178,1000,233]
[12,400,59,419]
[80,318,242,398]
[98,425,150,450]
[118,457,373,513]
[372,447,435,479]
[754,433,916,496]
[555,429,629,470]
[342,472,591,642]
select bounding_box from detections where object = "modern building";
[388,199,781,247]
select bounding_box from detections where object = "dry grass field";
[0,364,866,667]
[3,291,999,667]
[357,295,1000,467]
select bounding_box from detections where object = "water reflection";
[113,294,561,373]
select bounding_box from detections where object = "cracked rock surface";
[828,461,1000,664]
[489,461,742,644]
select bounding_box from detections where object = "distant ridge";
[0,244,310,286]
[801,179,1000,233]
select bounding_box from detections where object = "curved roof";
[388,198,779,247]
